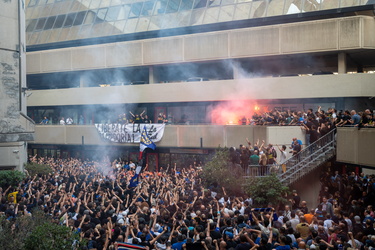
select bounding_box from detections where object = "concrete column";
[338,52,347,74]
[149,66,155,84]
[233,62,241,79]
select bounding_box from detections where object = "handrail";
[278,128,336,184]
[244,128,337,185]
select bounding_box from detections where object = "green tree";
[244,174,289,208]
[0,170,25,188]
[24,162,53,176]
[202,148,243,195]
[24,221,79,250]
[0,209,80,250]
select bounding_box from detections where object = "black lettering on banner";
[150,133,158,140]
[132,123,141,133]
[127,134,132,143]
[148,125,157,133]
[121,133,126,142]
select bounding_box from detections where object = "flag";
[128,165,142,188]
[116,242,147,250]
[139,125,156,159]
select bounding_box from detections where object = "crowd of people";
[1,155,375,250]
[246,108,374,129]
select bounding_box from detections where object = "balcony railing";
[245,128,336,185]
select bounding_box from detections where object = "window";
[105,6,121,21]
[53,14,66,28]
[129,2,143,18]
[194,0,207,9]
[95,8,108,23]
[26,19,38,32]
[35,17,47,30]
[44,16,56,30]
[73,11,87,25]
[142,0,156,16]
[166,0,181,13]
[179,0,194,11]
[63,12,76,27]
[28,0,39,7]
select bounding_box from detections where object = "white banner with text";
[95,123,165,143]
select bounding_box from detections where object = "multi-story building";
[0,1,34,171]
[24,0,375,173]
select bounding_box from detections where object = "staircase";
[277,128,336,185]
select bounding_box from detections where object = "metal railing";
[244,128,336,185]
[278,128,336,185]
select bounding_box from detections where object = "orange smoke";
[209,100,266,125]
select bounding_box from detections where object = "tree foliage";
[244,174,290,208]
[24,162,53,176]
[202,148,243,195]
[0,209,80,250]
[24,222,79,250]
[0,170,25,188]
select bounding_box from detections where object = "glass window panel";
[161,13,179,28]
[66,25,80,40]
[111,20,126,35]
[85,10,97,24]
[233,2,251,20]
[202,6,219,24]
[190,8,205,25]
[47,29,62,43]
[176,10,191,27]
[267,0,284,17]
[53,14,66,28]
[26,32,33,45]
[193,0,207,9]
[166,0,181,13]
[100,0,112,8]
[58,27,71,41]
[123,18,138,33]
[95,8,108,23]
[26,6,35,19]
[26,19,38,32]
[250,0,266,18]
[89,0,101,9]
[106,6,121,21]
[129,2,143,18]
[91,22,109,37]
[218,5,234,22]
[73,11,87,25]
[302,0,321,12]
[44,16,56,29]
[28,0,38,6]
[148,15,164,30]
[38,30,52,44]
[221,0,234,5]
[142,0,156,16]
[28,32,41,45]
[208,0,221,7]
[31,6,44,19]
[135,17,150,31]
[321,0,339,10]
[284,0,303,14]
[40,4,53,18]
[179,0,194,10]
[153,0,168,14]
[118,5,131,19]
[78,24,93,38]
[63,12,76,27]
[340,0,361,7]
[35,17,47,30]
